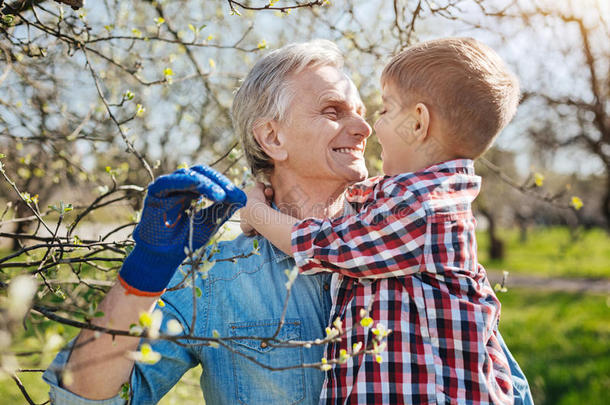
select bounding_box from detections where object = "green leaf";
[2,14,15,25]
[0,153,5,159]
[54,288,66,300]
[120,382,130,400]
[48,201,72,214]
[94,311,105,318]
[252,239,259,250]
[195,287,202,298]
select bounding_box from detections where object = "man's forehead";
[316,76,365,110]
[289,65,365,112]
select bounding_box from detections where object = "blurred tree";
[496,0,609,227]
[0,0,598,402]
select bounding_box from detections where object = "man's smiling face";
[276,64,371,187]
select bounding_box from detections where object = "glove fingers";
[192,173,226,202]
[148,170,201,197]
[190,165,246,207]
[148,169,226,202]
[190,202,236,247]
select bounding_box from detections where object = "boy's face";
[374,84,423,175]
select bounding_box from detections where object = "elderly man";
[44,40,532,404]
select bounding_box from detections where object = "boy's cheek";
[373,117,384,132]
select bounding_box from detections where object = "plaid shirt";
[291,159,513,405]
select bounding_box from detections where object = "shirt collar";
[269,240,291,263]
[421,158,475,175]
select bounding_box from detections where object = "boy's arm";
[241,186,297,255]
[292,185,426,279]
[242,182,427,279]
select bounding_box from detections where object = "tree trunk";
[603,172,610,230]
[514,211,529,243]
[10,201,28,252]
[478,206,505,261]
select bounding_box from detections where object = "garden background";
[0,0,608,404]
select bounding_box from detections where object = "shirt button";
[323,283,330,291]
[260,341,268,349]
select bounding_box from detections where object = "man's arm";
[64,283,157,399]
[47,165,245,400]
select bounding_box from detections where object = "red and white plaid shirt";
[292,159,513,405]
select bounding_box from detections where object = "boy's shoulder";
[346,173,422,206]
[345,161,480,207]
[395,160,481,198]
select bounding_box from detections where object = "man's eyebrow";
[319,95,347,105]
[320,96,366,116]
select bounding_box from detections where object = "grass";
[498,288,610,405]
[477,227,610,279]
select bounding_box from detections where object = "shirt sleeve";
[44,343,127,405]
[43,280,199,405]
[291,181,427,278]
[496,331,534,405]
[129,294,199,405]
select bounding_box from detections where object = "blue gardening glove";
[119,165,246,295]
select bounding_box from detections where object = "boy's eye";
[378,109,387,116]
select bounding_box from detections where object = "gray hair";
[231,39,344,177]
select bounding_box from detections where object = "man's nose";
[349,114,372,139]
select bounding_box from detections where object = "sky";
[3,0,607,178]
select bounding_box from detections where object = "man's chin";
[341,165,368,184]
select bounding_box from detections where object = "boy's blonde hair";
[382,37,520,158]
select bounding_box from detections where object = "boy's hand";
[241,182,273,236]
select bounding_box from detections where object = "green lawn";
[498,288,610,405]
[477,227,610,278]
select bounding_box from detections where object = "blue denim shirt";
[44,234,533,405]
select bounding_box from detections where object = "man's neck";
[269,171,348,220]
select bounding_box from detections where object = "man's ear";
[413,103,431,141]
[252,119,288,162]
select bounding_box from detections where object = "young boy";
[241,37,520,404]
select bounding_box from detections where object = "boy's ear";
[413,103,430,141]
[252,119,288,162]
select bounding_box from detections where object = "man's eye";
[323,108,338,116]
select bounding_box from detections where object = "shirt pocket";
[229,319,306,405]
[425,210,476,275]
